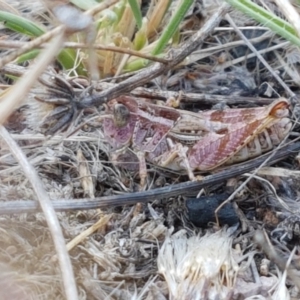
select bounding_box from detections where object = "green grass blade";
[152,0,194,56]
[226,0,300,47]
[57,49,86,75]
[15,48,86,75]
[0,11,44,36]
[16,49,40,63]
[128,0,142,29]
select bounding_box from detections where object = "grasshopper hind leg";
[157,138,197,181]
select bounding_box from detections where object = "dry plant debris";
[1,0,300,299]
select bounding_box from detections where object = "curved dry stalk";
[0,28,78,299]
[0,141,298,215]
[0,126,78,300]
[254,230,300,291]
[243,173,290,211]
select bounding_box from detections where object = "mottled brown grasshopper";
[102,96,291,187]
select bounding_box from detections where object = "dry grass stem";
[65,214,113,253]
[0,126,78,300]
[0,141,298,215]
[256,167,300,178]
[215,128,293,226]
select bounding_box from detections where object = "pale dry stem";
[0,28,79,300]
[66,214,113,253]
[0,126,78,300]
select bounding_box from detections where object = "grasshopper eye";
[113,104,130,127]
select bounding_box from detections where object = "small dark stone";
[186,193,239,227]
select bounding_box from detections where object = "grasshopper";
[102,96,291,187]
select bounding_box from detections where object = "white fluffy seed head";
[157,229,239,300]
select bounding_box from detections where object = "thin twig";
[0,40,169,64]
[0,63,281,106]
[131,87,278,105]
[213,41,290,70]
[0,141,299,215]
[65,214,113,252]
[0,126,78,300]
[0,26,64,69]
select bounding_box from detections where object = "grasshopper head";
[113,103,130,127]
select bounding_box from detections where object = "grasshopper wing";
[188,99,290,170]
